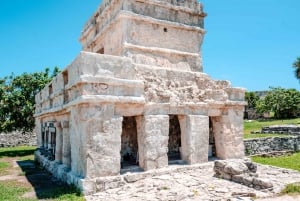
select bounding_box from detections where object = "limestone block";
[212,108,245,159]
[86,117,122,178]
[53,95,64,108]
[36,119,42,147]
[225,87,246,102]
[62,121,71,169]
[180,115,209,164]
[253,178,273,189]
[124,173,149,183]
[223,161,248,175]
[55,125,63,163]
[80,179,96,196]
[67,52,135,86]
[127,0,204,27]
[114,103,144,116]
[51,73,64,95]
[126,18,202,53]
[136,115,169,171]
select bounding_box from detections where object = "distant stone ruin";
[34,0,246,194]
[261,125,300,135]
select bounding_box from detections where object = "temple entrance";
[168,115,182,161]
[120,116,139,169]
[209,117,217,159]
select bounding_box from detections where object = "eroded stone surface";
[214,159,273,190]
[34,0,246,194]
[84,162,300,201]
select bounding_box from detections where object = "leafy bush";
[256,87,300,119]
[0,67,59,132]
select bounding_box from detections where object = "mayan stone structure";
[34,0,246,194]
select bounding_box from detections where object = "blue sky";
[0,0,299,91]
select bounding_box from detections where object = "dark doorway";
[209,117,217,158]
[121,116,138,169]
[97,47,104,54]
[168,115,182,161]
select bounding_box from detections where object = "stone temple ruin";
[34,0,246,194]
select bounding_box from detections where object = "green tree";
[256,87,300,119]
[0,67,60,133]
[293,57,300,81]
[245,91,259,109]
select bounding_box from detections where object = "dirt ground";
[0,156,76,200]
[1,156,300,201]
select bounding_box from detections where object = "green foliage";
[245,91,259,109]
[252,152,300,172]
[281,183,300,194]
[0,67,60,132]
[293,57,300,80]
[256,87,300,119]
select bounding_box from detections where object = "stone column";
[136,115,169,171]
[54,122,63,163]
[44,125,49,149]
[212,108,245,159]
[179,115,209,164]
[36,119,43,148]
[85,117,122,178]
[62,121,71,168]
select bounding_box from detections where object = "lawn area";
[244,133,291,139]
[0,146,84,201]
[252,152,300,172]
[243,118,300,139]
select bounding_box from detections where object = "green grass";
[37,185,84,201]
[244,118,300,135]
[252,152,300,172]
[0,146,84,201]
[243,118,300,139]
[281,183,300,194]
[0,146,36,158]
[0,180,34,201]
[244,133,291,139]
[0,161,10,175]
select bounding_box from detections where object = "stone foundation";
[261,125,300,135]
[244,136,300,155]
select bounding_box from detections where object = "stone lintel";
[120,11,205,33]
[124,42,200,57]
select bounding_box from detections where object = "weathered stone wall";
[244,136,300,155]
[0,131,37,147]
[261,125,300,135]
